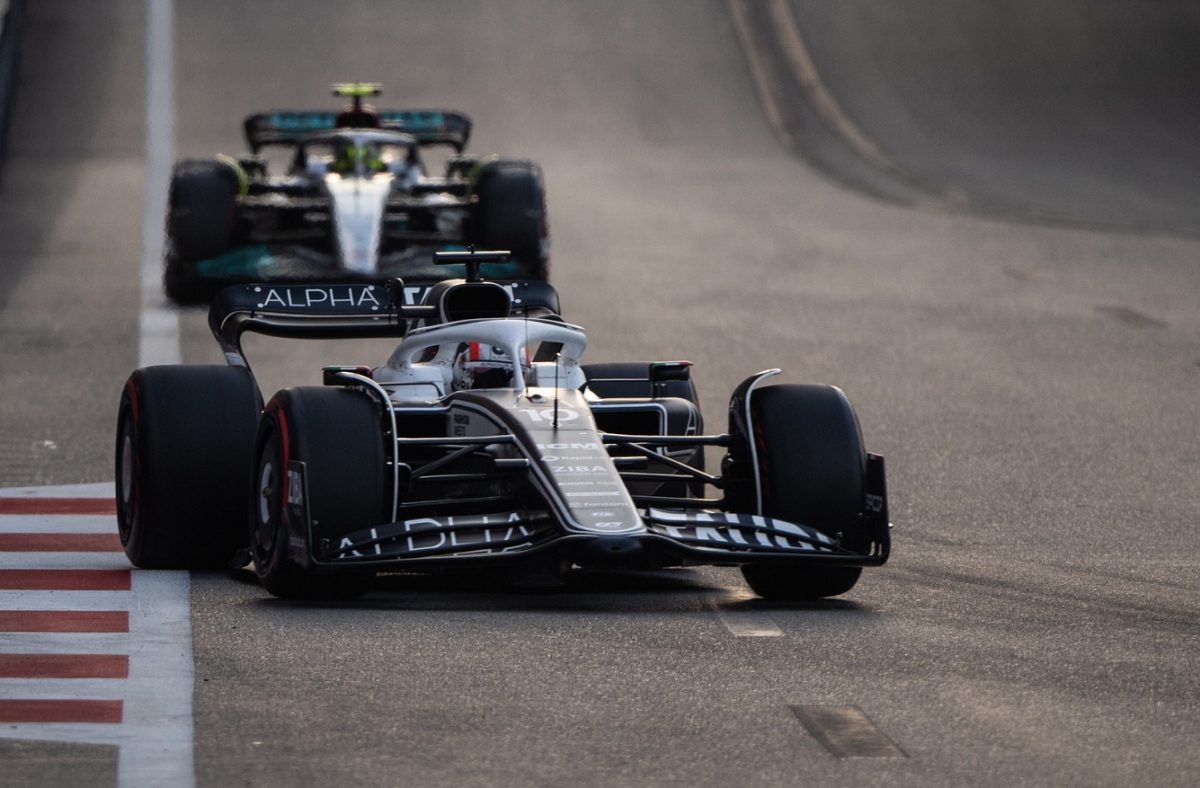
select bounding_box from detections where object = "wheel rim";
[120,433,134,507]
[254,453,278,560]
[257,460,274,531]
[252,413,290,578]
[116,409,137,543]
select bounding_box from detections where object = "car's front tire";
[250,387,386,600]
[738,384,868,600]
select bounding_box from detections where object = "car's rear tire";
[115,365,260,569]
[164,158,240,304]
[250,387,386,600]
[738,384,867,600]
[472,159,549,281]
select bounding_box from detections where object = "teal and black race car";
[164,84,549,304]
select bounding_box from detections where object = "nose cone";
[326,175,393,274]
[573,536,650,568]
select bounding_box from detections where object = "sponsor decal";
[378,111,448,131]
[263,112,449,135]
[529,438,644,534]
[254,285,384,311]
[267,112,336,132]
[398,284,431,305]
[647,510,837,552]
[333,512,540,559]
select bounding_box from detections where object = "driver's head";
[332,139,384,175]
[452,342,516,390]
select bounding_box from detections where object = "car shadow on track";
[223,564,876,616]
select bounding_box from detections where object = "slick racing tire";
[251,387,386,600]
[164,158,240,304]
[739,384,867,600]
[472,159,549,281]
[115,365,261,569]
[168,158,239,261]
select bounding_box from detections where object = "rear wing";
[208,278,561,368]
[243,110,473,153]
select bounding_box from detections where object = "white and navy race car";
[164,84,548,304]
[116,252,890,600]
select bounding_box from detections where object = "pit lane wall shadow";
[733,0,1200,237]
[0,0,25,177]
[0,1,135,321]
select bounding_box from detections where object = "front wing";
[290,490,889,572]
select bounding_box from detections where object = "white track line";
[123,4,193,782]
[121,570,195,788]
[712,588,784,637]
[140,0,179,369]
[125,2,196,779]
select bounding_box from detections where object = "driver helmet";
[452,342,528,390]
[332,138,385,175]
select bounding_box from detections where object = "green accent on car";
[215,154,249,198]
[332,82,382,98]
[195,246,276,277]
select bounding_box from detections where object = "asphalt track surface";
[1,1,1199,786]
